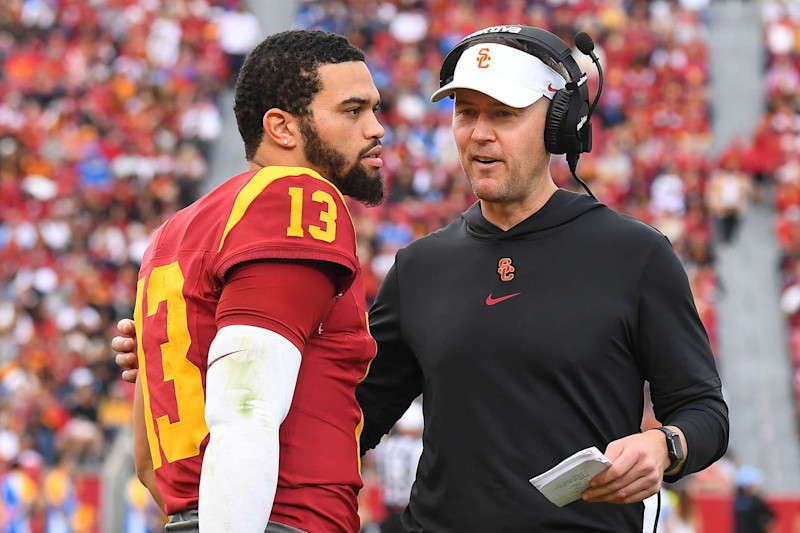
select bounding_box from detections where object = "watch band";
[653,426,684,473]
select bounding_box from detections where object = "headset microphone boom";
[568,30,604,199]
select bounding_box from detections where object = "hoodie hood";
[463,188,603,240]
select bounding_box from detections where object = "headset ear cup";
[545,89,572,154]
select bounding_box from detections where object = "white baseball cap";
[431,42,566,108]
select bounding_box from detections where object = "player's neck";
[248,145,314,173]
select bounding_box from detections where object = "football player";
[125,29,384,533]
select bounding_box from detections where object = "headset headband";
[438,25,589,105]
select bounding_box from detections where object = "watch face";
[669,433,683,455]
[658,427,684,471]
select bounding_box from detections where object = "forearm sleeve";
[198,324,301,532]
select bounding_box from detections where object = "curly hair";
[234,30,365,161]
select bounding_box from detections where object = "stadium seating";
[760,0,800,428]
[0,0,745,527]
[0,0,243,528]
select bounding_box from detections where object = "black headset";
[438,25,601,197]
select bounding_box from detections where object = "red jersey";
[135,166,376,531]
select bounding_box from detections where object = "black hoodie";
[358,189,728,532]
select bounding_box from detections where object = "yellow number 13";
[287,187,338,243]
[135,262,208,469]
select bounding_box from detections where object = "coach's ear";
[263,108,298,149]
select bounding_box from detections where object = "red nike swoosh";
[207,349,246,370]
[486,293,521,306]
[548,83,558,92]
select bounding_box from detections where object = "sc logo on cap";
[476,48,491,69]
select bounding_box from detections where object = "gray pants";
[166,509,307,533]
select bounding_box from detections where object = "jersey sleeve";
[635,236,729,482]
[213,168,359,284]
[215,260,339,353]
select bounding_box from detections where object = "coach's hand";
[581,429,678,504]
[113,319,139,383]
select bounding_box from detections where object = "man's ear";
[263,108,299,148]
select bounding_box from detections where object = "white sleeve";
[198,324,301,533]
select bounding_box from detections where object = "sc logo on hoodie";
[498,258,515,281]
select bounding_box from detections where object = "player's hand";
[581,430,669,504]
[113,319,139,383]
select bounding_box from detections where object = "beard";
[299,118,384,207]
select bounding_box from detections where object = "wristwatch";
[653,426,684,473]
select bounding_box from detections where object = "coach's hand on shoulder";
[113,319,139,383]
[581,430,671,504]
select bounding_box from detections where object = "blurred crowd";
[764,0,800,435]
[0,0,261,529]
[2,0,792,529]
